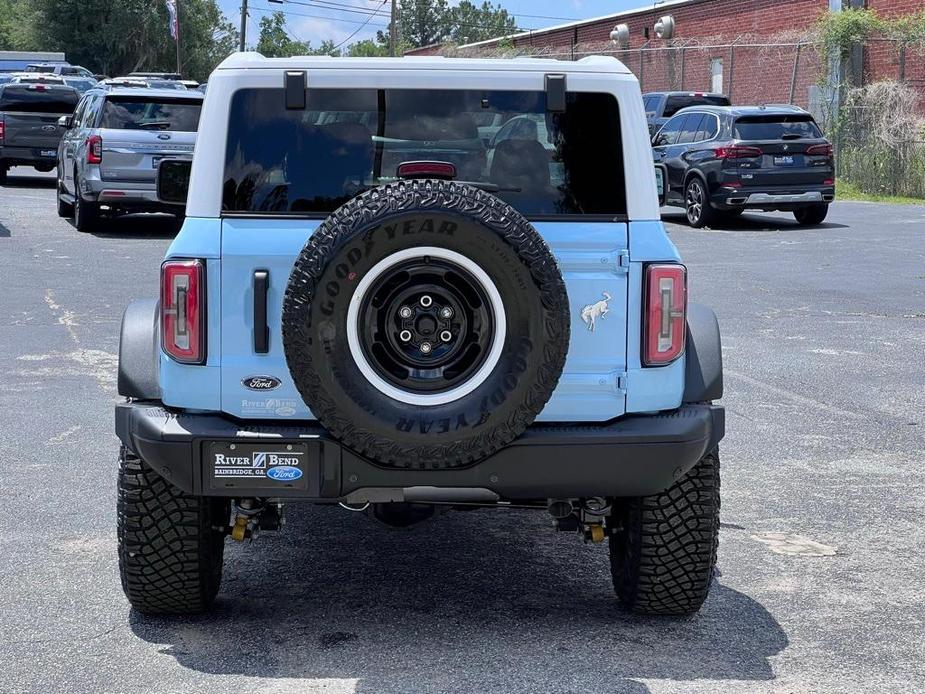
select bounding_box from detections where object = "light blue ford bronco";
[115,54,725,616]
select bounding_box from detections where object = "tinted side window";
[71,96,90,127]
[654,115,684,146]
[678,114,705,144]
[696,115,719,141]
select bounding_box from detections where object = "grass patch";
[836,179,925,205]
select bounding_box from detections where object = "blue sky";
[216,0,651,49]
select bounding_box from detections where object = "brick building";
[406,0,924,112]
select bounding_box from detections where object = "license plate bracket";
[208,441,313,491]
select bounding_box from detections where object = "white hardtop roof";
[216,52,631,75]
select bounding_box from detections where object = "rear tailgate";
[0,85,77,152]
[2,112,64,151]
[97,94,201,182]
[99,129,195,183]
[733,114,833,187]
[219,219,630,423]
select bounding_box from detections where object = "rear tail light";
[86,134,102,164]
[806,143,834,157]
[161,259,205,364]
[643,264,687,366]
[0,118,4,144]
[714,145,762,159]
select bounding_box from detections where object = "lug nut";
[419,295,433,308]
[420,341,432,354]
[439,330,452,342]
[399,330,412,342]
[399,306,413,319]
[440,306,453,319]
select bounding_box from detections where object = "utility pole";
[175,0,182,76]
[389,0,397,56]
[239,0,248,52]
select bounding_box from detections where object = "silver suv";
[55,87,203,231]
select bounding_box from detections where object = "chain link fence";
[446,36,925,199]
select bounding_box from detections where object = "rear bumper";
[0,146,58,167]
[115,401,725,501]
[712,185,835,210]
[85,178,164,208]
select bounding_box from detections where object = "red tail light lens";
[714,145,762,159]
[806,143,833,157]
[644,264,687,366]
[161,259,205,364]
[397,161,457,179]
[0,118,4,144]
[86,135,102,164]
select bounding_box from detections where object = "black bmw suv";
[652,105,835,227]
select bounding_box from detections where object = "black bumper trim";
[116,402,724,500]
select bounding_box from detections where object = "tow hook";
[581,497,611,543]
[229,500,284,542]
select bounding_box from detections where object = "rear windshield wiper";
[780,133,805,140]
[139,121,172,130]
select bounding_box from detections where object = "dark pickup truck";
[0,83,78,184]
[643,91,730,137]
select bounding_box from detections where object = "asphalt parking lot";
[1,166,923,694]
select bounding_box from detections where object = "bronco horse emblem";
[580,292,612,332]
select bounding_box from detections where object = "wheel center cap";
[416,315,437,335]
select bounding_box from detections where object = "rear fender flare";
[118,299,161,400]
[683,303,723,403]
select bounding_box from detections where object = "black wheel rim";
[357,257,495,395]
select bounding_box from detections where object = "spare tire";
[282,180,569,469]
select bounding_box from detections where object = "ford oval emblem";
[157,133,171,140]
[242,375,281,391]
[267,466,302,481]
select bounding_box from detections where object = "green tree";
[448,1,517,44]
[347,39,389,57]
[375,0,516,50]
[256,12,339,57]
[25,0,237,81]
[0,0,38,51]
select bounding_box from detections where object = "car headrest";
[490,139,551,188]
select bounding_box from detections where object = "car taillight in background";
[161,259,205,364]
[644,264,687,366]
[806,143,834,157]
[714,145,762,159]
[87,134,102,164]
[0,118,4,144]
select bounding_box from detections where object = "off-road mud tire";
[609,449,720,616]
[117,447,227,614]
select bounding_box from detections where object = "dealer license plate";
[209,441,312,491]
[774,155,795,166]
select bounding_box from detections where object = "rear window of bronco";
[221,88,626,218]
